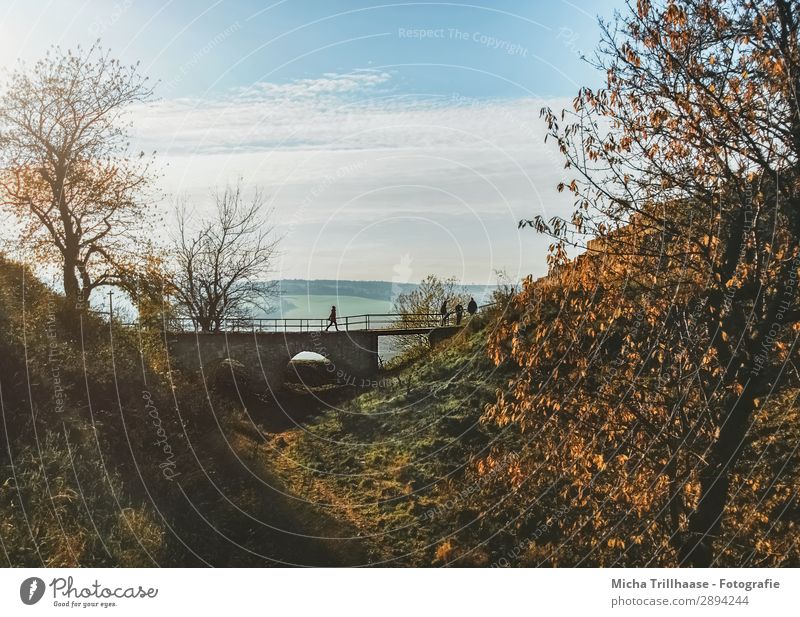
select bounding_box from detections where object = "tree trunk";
[63,257,81,306]
[197,314,212,333]
[681,381,758,566]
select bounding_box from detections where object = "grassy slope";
[0,257,367,567]
[253,315,532,566]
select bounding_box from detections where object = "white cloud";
[134,70,566,155]
[234,70,394,99]
[132,71,575,281]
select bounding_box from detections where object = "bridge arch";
[286,350,338,387]
[289,350,328,362]
[168,331,381,390]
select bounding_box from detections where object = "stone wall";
[167,330,380,390]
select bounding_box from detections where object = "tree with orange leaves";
[0,45,156,307]
[499,0,800,566]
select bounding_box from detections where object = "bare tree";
[392,274,468,353]
[0,44,155,306]
[172,183,279,332]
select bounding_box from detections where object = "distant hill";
[272,279,496,302]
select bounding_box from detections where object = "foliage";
[115,244,177,330]
[509,0,800,566]
[0,44,156,304]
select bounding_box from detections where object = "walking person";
[325,305,339,331]
[455,303,464,325]
[467,297,478,318]
[440,299,449,326]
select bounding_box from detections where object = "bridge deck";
[318,326,460,336]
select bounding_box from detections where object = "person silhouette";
[467,297,478,317]
[326,305,339,331]
[440,299,449,326]
[455,303,464,325]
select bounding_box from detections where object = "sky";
[0,0,620,285]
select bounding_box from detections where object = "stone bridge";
[167,326,461,389]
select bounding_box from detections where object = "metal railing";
[170,312,441,333]
[169,303,496,334]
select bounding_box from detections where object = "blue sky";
[0,0,621,285]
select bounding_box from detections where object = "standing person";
[326,305,339,331]
[467,297,478,317]
[440,299,449,326]
[455,303,464,325]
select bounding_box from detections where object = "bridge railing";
[167,303,498,333]
[168,312,445,333]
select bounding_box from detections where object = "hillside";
[0,256,366,567]
[251,312,540,566]
[2,254,797,567]
[248,293,800,567]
